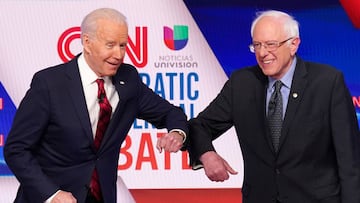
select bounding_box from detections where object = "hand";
[50,190,77,203]
[156,131,184,153]
[200,151,238,182]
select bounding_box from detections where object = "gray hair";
[250,10,299,39]
[81,8,127,41]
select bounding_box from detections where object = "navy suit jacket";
[4,55,188,203]
[189,57,360,203]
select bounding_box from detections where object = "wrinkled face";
[83,19,128,77]
[252,16,300,79]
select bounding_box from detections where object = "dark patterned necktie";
[90,79,112,201]
[268,80,283,152]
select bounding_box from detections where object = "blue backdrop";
[184,0,360,125]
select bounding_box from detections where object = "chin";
[261,69,273,76]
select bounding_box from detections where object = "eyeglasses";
[249,37,294,53]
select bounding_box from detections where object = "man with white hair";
[186,10,360,203]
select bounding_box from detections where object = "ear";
[290,37,300,56]
[82,34,92,54]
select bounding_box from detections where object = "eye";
[106,43,115,49]
[266,41,278,48]
[119,43,127,50]
[253,42,261,49]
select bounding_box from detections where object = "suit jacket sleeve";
[126,65,188,134]
[188,77,234,166]
[4,72,60,202]
[329,72,360,202]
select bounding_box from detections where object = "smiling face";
[82,18,128,77]
[252,16,300,79]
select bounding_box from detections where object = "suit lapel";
[278,58,308,151]
[97,64,130,151]
[64,57,94,145]
[253,67,277,156]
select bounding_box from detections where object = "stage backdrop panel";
[0,1,243,201]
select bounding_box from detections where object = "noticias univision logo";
[164,25,188,51]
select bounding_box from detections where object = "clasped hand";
[200,151,238,182]
[156,131,184,153]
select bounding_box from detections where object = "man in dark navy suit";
[4,8,187,203]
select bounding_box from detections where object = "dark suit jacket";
[189,57,360,203]
[4,55,188,203]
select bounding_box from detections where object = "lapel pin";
[292,93,298,98]
[120,81,125,85]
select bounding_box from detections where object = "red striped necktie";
[90,78,112,201]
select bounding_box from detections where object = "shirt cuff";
[44,190,60,203]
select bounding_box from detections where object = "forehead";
[96,19,128,41]
[253,16,284,41]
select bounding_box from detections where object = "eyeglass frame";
[248,37,294,53]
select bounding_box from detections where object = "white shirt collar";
[77,53,111,85]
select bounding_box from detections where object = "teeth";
[263,60,272,64]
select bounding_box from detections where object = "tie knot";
[96,79,105,89]
[274,80,283,92]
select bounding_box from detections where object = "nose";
[113,46,125,60]
[257,45,269,57]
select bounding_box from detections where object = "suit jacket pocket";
[313,182,340,201]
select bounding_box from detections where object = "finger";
[170,142,183,152]
[223,160,238,175]
[160,134,182,152]
[209,173,227,182]
[156,138,163,153]
[205,168,229,182]
[170,139,181,152]
[221,171,230,181]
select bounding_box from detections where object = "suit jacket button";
[275,168,281,174]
